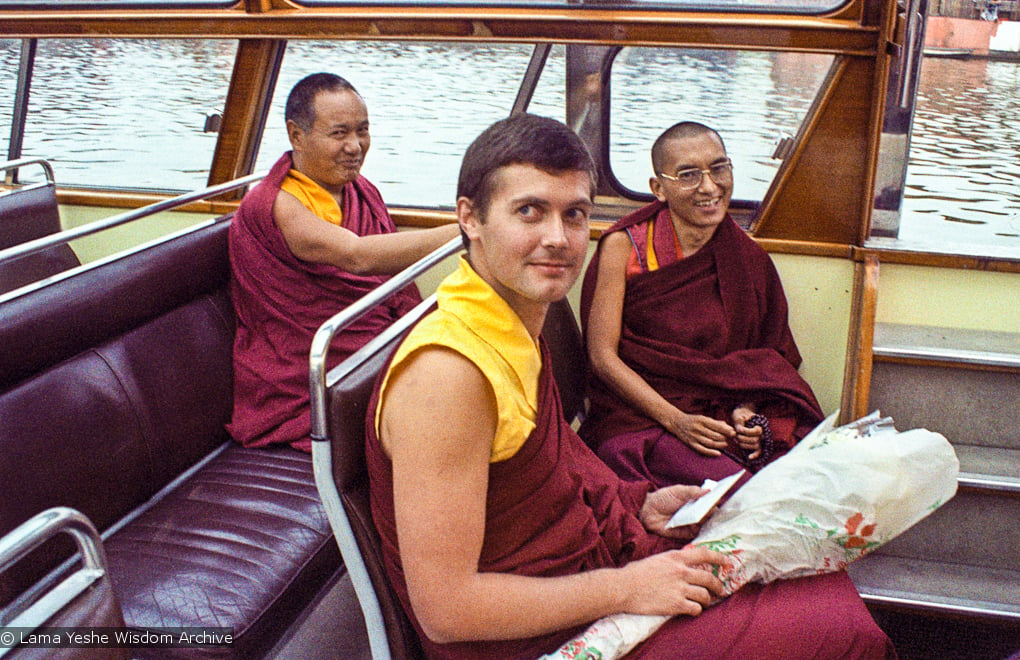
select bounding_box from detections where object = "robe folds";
[228,152,421,452]
[579,201,824,486]
[366,338,893,659]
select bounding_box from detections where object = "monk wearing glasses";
[580,121,824,488]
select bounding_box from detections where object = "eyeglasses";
[658,159,733,190]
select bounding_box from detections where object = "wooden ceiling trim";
[0,12,878,55]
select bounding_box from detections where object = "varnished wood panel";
[207,38,284,195]
[840,253,880,423]
[753,55,877,245]
[0,11,879,55]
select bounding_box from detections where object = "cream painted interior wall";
[61,205,214,264]
[770,254,854,415]
[414,238,855,417]
[875,263,1020,333]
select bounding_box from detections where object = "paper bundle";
[542,412,959,660]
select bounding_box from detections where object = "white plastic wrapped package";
[690,410,958,595]
[542,412,959,660]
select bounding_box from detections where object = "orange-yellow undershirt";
[280,168,345,227]
[625,216,684,279]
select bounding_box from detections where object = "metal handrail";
[308,235,462,442]
[0,507,110,646]
[0,508,105,583]
[311,292,440,660]
[897,0,926,109]
[0,171,265,265]
[1,156,55,186]
[308,237,461,660]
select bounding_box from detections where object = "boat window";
[872,56,1020,256]
[607,47,833,206]
[293,0,849,15]
[9,38,236,192]
[255,41,566,209]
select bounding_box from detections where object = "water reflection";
[1,39,234,188]
[254,41,564,210]
[903,56,1020,246]
[2,38,1019,252]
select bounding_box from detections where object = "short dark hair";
[650,121,726,174]
[457,114,597,221]
[285,73,359,131]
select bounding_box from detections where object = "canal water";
[901,56,1020,251]
[1,39,1018,255]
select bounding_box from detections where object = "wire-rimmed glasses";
[658,159,733,190]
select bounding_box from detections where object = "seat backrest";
[0,182,61,248]
[0,216,232,392]
[0,507,129,660]
[326,321,427,660]
[0,217,234,604]
[541,297,587,424]
[0,182,81,294]
[319,296,585,660]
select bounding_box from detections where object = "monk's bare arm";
[273,190,459,274]
[380,346,726,644]
[586,232,734,454]
[586,233,681,429]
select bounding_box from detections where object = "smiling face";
[649,131,732,236]
[460,163,593,335]
[288,88,370,194]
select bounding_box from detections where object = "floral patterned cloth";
[543,412,959,660]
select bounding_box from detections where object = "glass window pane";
[257,41,566,209]
[609,48,832,204]
[528,45,568,128]
[899,57,1020,252]
[20,39,236,191]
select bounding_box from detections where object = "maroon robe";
[367,337,893,659]
[579,201,824,487]
[228,152,421,452]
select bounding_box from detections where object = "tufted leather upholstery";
[104,446,339,659]
[0,216,347,658]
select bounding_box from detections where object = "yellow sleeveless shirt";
[377,256,540,463]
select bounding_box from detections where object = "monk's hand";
[732,404,763,459]
[616,547,729,617]
[667,411,733,456]
[640,484,709,538]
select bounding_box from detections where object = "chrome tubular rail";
[309,236,461,660]
[308,235,462,439]
[0,507,109,648]
[0,171,265,265]
[1,156,55,187]
[897,0,925,109]
[310,293,438,660]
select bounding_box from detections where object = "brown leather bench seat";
[0,216,348,658]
